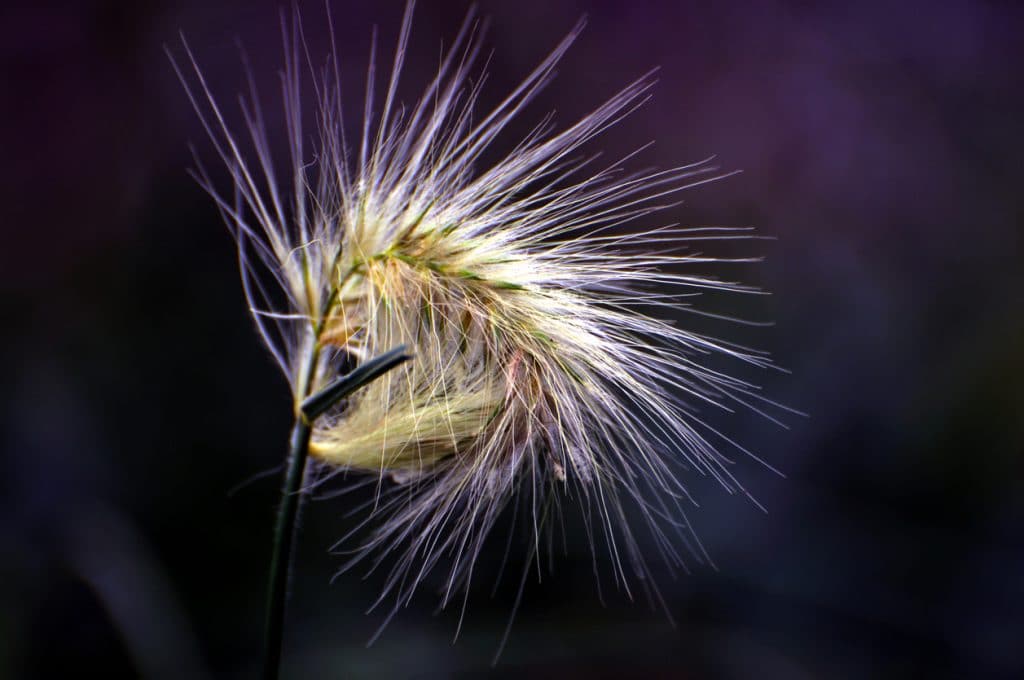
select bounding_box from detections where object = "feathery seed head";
[172,1,787,626]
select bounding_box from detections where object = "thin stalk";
[262,416,312,680]
[262,344,412,680]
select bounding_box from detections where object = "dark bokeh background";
[3,0,1022,678]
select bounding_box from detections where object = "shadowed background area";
[2,0,1022,678]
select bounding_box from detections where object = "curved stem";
[262,328,322,680]
[262,416,312,680]
[261,344,411,680]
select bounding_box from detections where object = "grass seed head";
[172,0,788,626]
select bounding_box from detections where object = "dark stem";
[262,417,312,680]
[262,345,411,680]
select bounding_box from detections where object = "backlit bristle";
[171,0,789,635]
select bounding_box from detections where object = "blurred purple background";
[2,0,1022,678]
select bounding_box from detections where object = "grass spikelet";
[170,0,791,648]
